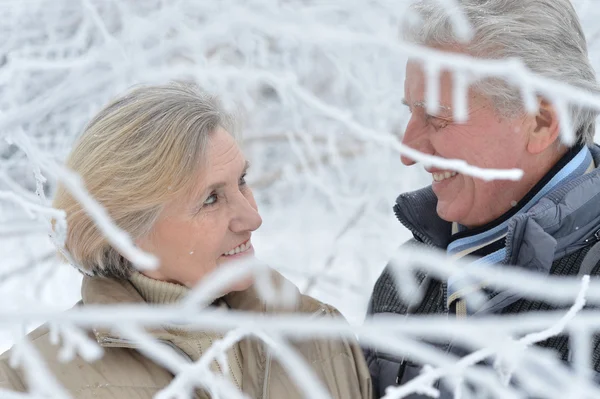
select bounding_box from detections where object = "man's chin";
[435,201,463,224]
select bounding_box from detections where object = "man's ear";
[527,99,560,154]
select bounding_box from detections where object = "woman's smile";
[220,238,254,259]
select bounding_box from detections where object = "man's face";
[402,60,536,227]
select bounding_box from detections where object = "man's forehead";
[404,61,459,111]
[402,99,453,112]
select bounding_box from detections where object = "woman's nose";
[229,191,263,233]
[400,117,434,166]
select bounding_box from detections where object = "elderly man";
[366,0,600,397]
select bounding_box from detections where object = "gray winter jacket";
[365,144,600,398]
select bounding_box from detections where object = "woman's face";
[137,128,262,291]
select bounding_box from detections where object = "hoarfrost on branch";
[2,0,600,398]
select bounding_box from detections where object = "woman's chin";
[216,249,257,294]
[227,276,255,292]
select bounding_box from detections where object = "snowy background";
[0,0,426,353]
[2,1,600,397]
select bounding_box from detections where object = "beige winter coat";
[0,270,372,399]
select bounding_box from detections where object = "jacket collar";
[80,274,246,390]
[394,144,600,273]
[80,269,321,345]
[81,269,303,310]
[80,276,185,348]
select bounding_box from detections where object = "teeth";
[222,240,251,256]
[432,171,458,182]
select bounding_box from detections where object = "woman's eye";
[239,173,247,186]
[203,193,218,206]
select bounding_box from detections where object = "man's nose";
[400,117,434,166]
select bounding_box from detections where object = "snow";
[2,0,600,398]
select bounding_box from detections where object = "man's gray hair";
[405,0,599,145]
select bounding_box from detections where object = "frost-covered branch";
[0,251,54,284]
[286,81,524,181]
[383,276,591,398]
[253,331,333,399]
[8,329,71,399]
[7,131,158,271]
[116,324,246,399]
[3,1,600,398]
[155,327,250,399]
[0,389,46,399]
[47,322,103,364]
[0,191,64,220]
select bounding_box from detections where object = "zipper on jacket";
[442,282,449,315]
[585,228,600,244]
[395,361,407,385]
[261,348,272,399]
[98,335,193,363]
[260,307,328,399]
[560,227,600,255]
[394,202,452,386]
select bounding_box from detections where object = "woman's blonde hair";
[53,82,235,279]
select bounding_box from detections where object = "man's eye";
[203,193,218,206]
[427,115,449,129]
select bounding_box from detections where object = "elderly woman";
[366,0,600,397]
[0,83,372,398]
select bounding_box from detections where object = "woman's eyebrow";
[204,161,251,193]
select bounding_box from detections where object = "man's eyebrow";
[402,99,453,113]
